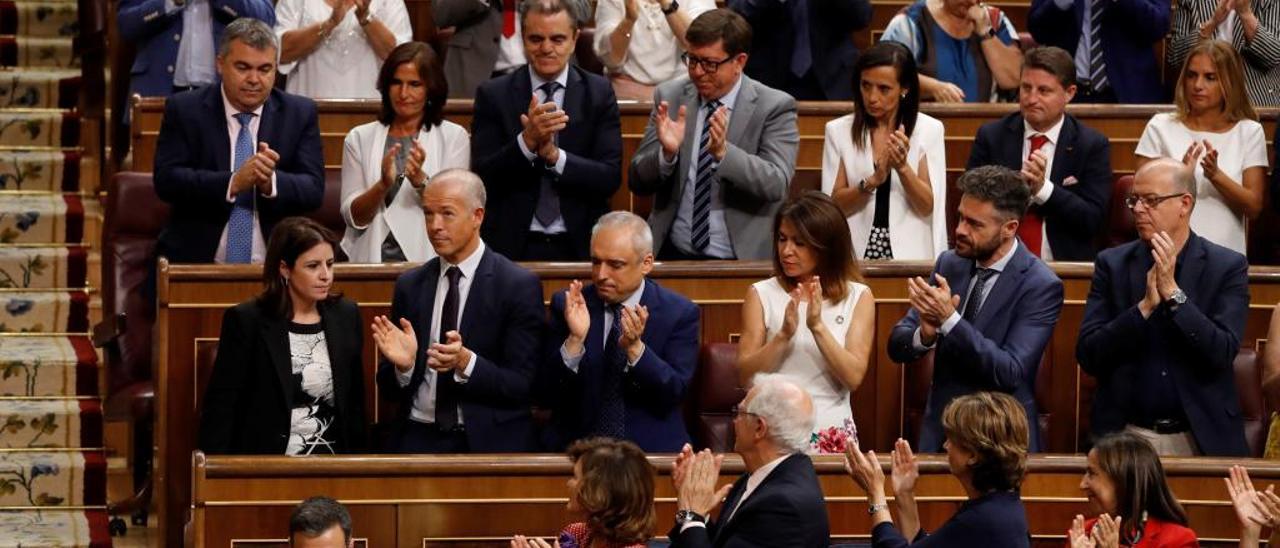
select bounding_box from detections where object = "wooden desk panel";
[191,453,1280,547]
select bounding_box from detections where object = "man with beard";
[888,165,1064,453]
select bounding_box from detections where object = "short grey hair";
[745,373,814,455]
[519,0,581,31]
[591,211,653,257]
[426,168,487,210]
[1137,157,1197,201]
[218,17,279,57]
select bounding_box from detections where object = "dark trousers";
[521,232,577,261]
[658,239,724,261]
[1073,86,1118,104]
[391,420,470,453]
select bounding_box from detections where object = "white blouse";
[820,112,948,260]
[592,0,715,87]
[1135,112,1269,255]
[340,120,471,263]
[275,0,413,99]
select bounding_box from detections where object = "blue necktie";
[534,81,563,227]
[790,0,812,78]
[595,304,626,439]
[691,100,721,253]
[225,112,256,264]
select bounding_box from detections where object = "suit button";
[173,33,181,42]
[167,65,174,73]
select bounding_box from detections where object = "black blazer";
[967,112,1112,261]
[1077,233,1250,456]
[726,0,872,100]
[469,65,622,259]
[871,491,1029,547]
[669,453,829,548]
[375,247,546,452]
[154,85,325,263]
[198,298,366,455]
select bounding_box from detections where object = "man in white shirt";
[669,373,829,548]
[373,169,546,453]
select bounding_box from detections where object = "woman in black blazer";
[845,392,1031,547]
[198,217,367,455]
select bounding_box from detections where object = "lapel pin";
[836,315,845,324]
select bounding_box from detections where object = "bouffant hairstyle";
[566,438,656,545]
[942,392,1029,493]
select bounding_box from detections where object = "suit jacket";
[888,244,1064,452]
[967,112,1113,261]
[726,0,872,100]
[198,298,366,455]
[669,453,830,548]
[872,491,1029,548]
[542,279,700,452]
[1168,0,1280,106]
[375,247,546,452]
[629,75,799,260]
[1027,0,1169,103]
[116,0,276,98]
[153,85,325,263]
[1076,233,1250,456]
[433,0,502,99]
[470,65,622,260]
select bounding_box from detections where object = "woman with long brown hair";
[1067,431,1196,547]
[737,191,875,453]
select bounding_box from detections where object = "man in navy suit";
[542,211,700,452]
[372,169,546,453]
[889,165,1064,453]
[153,18,324,264]
[669,373,829,548]
[470,0,622,261]
[967,47,1112,262]
[725,0,871,100]
[1027,0,1169,103]
[1077,158,1249,457]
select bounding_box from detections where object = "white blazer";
[820,112,947,260]
[340,119,471,263]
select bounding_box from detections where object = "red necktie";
[1018,134,1048,257]
[503,0,516,38]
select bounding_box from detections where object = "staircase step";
[0,69,79,110]
[0,398,100,449]
[0,246,84,288]
[0,290,87,333]
[0,36,76,68]
[0,336,96,398]
[0,109,76,147]
[0,149,81,192]
[0,194,85,245]
[0,508,110,547]
[0,450,106,507]
[0,2,78,38]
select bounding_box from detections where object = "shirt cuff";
[1031,180,1054,205]
[225,176,237,203]
[1052,0,1072,9]
[680,521,707,533]
[659,149,678,176]
[626,343,646,369]
[262,173,278,199]
[516,134,539,162]
[395,365,412,387]
[454,352,478,383]
[911,327,935,351]
[561,343,583,373]
[552,148,567,174]
[939,311,961,335]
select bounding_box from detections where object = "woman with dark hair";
[340,41,470,263]
[511,438,655,548]
[276,0,413,98]
[821,41,947,260]
[846,391,1031,547]
[199,217,366,455]
[736,191,874,453]
[1066,431,1196,547]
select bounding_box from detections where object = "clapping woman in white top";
[276,0,412,98]
[822,41,947,261]
[340,42,470,263]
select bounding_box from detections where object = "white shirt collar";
[984,238,1019,273]
[441,240,487,280]
[220,86,265,125]
[612,279,647,310]
[743,453,791,498]
[1022,114,1065,145]
[530,65,570,94]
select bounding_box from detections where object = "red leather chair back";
[902,350,1053,449]
[1235,348,1267,457]
[574,27,604,76]
[689,343,746,452]
[1102,174,1137,250]
[102,171,170,393]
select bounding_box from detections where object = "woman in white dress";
[340,42,470,263]
[276,0,413,99]
[822,41,947,261]
[1135,40,1267,256]
[737,192,875,454]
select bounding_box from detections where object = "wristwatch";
[662,0,680,15]
[979,26,997,40]
[868,502,888,515]
[675,509,706,527]
[1166,288,1188,309]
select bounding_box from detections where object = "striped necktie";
[691,99,721,253]
[1087,0,1108,93]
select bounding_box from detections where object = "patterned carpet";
[0,0,109,545]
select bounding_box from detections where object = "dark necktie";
[1088,0,1108,93]
[962,268,996,323]
[1017,134,1048,256]
[790,0,812,78]
[225,112,256,263]
[595,304,627,438]
[692,99,721,253]
[435,266,462,428]
[533,81,564,227]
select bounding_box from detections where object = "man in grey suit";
[628,8,799,261]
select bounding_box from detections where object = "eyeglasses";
[681,52,734,73]
[1124,192,1187,210]
[730,405,759,420]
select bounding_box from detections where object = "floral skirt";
[810,418,859,454]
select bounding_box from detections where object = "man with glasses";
[1077,157,1250,456]
[629,8,799,261]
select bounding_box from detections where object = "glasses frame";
[730,404,759,420]
[1124,192,1187,210]
[681,52,735,73]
